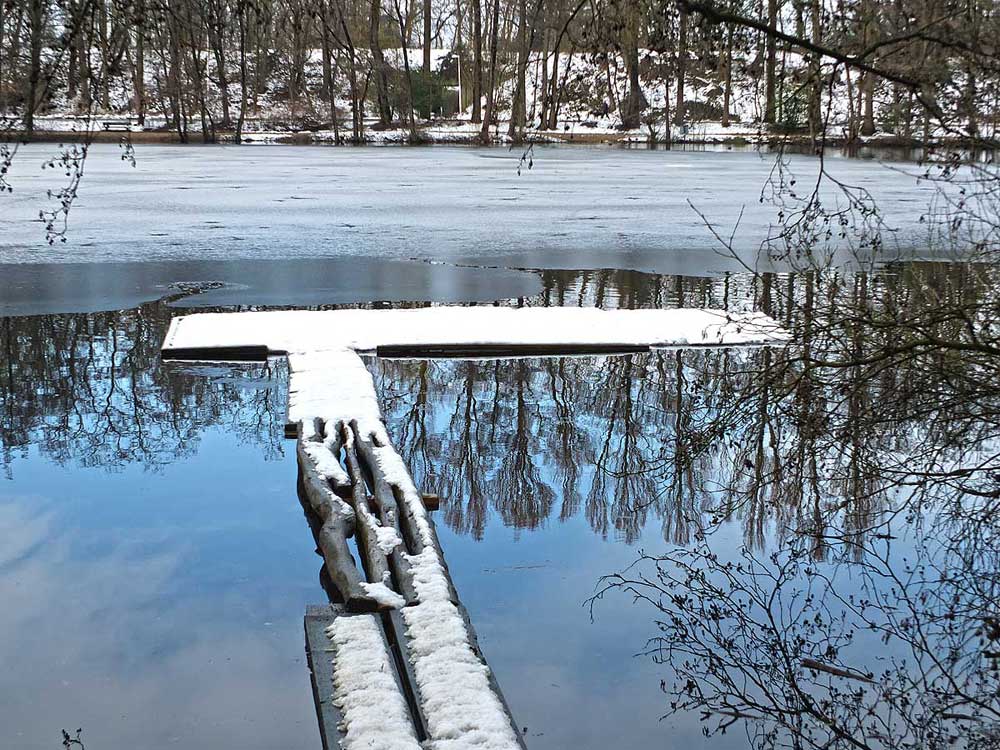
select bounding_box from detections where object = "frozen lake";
[0,143,942,314]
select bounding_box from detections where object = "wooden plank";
[303,605,346,750]
[421,514,528,750]
[451,597,529,750]
[377,342,651,359]
[349,420,420,605]
[161,344,271,362]
[382,608,430,742]
[305,605,425,750]
[339,421,394,591]
[297,443,378,612]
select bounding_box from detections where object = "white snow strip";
[363,432,521,749]
[163,306,790,359]
[300,439,351,489]
[326,615,422,750]
[287,349,384,430]
[403,595,520,750]
[360,581,407,609]
[374,524,404,555]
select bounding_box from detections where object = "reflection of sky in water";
[0,432,322,750]
[0,385,730,750]
[0,298,745,750]
[3,261,981,749]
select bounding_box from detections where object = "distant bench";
[101,119,137,132]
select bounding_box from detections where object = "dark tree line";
[1,0,998,143]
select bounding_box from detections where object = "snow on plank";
[305,606,423,750]
[161,305,790,360]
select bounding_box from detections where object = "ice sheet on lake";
[2,145,942,274]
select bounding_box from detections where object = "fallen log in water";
[296,428,374,612]
[338,420,404,608]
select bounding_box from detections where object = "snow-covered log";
[296,436,374,611]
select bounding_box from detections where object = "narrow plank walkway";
[161,305,789,750]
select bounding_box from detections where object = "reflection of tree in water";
[379,264,1000,545]
[377,263,1000,746]
[0,301,286,477]
[585,262,1000,749]
[4,265,996,744]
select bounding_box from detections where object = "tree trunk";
[168,13,187,142]
[318,8,341,140]
[764,0,777,124]
[134,24,146,123]
[859,0,875,136]
[479,0,500,141]
[68,7,80,103]
[620,5,647,129]
[420,0,431,118]
[422,0,431,73]
[24,0,45,136]
[507,0,531,139]
[0,0,6,113]
[333,0,363,139]
[860,72,875,136]
[471,0,483,122]
[546,40,560,128]
[236,0,249,143]
[674,7,687,126]
[538,26,550,127]
[721,23,733,126]
[208,5,231,127]
[393,0,418,136]
[807,0,822,137]
[369,0,393,127]
[99,0,111,109]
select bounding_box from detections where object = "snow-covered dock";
[161,305,789,750]
[162,306,789,359]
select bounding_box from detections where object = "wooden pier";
[161,306,788,750]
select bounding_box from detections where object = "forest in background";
[0,0,998,143]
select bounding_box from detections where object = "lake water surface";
[1,145,992,750]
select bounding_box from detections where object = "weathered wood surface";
[303,606,347,750]
[296,436,374,612]
[339,421,394,590]
[296,414,526,749]
[348,419,420,604]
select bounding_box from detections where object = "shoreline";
[4,124,976,151]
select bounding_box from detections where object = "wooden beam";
[377,342,651,359]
